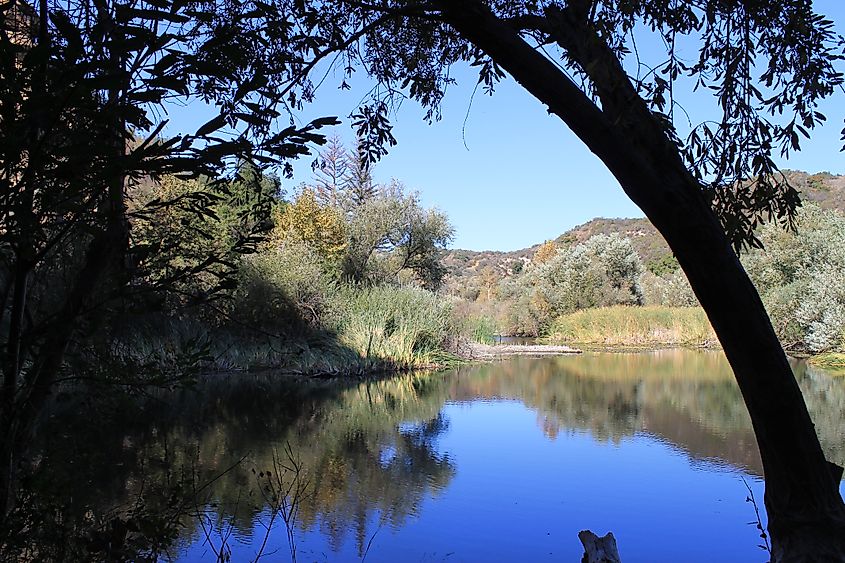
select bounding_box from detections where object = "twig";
[742,477,771,556]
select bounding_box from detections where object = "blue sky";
[167,1,845,252]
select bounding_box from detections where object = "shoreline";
[541,341,719,353]
[197,343,845,381]
[458,341,582,360]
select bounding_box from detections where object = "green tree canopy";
[744,205,845,353]
[343,180,454,289]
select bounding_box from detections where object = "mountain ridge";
[441,170,845,294]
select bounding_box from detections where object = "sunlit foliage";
[499,233,644,334]
[271,188,348,263]
[744,205,845,353]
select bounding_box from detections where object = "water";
[30,350,845,562]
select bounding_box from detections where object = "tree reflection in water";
[6,351,845,560]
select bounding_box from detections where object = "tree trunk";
[438,1,845,559]
[0,259,28,516]
[579,530,622,563]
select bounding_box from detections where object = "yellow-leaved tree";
[270,188,347,263]
[533,240,558,264]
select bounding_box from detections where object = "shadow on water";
[6,350,845,560]
[9,372,455,560]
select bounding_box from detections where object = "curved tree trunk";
[437,1,845,559]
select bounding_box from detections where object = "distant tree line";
[454,205,845,356]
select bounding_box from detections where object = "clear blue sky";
[167,1,845,252]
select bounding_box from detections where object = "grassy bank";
[808,353,845,373]
[546,305,717,349]
[111,285,483,377]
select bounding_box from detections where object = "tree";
[478,265,499,300]
[310,133,378,208]
[271,187,348,263]
[252,0,844,557]
[343,181,453,288]
[345,137,379,206]
[533,240,558,264]
[215,163,282,250]
[312,133,350,207]
[540,233,643,313]
[744,204,845,353]
[0,0,342,515]
[129,164,282,310]
[502,233,643,331]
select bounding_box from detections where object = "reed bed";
[547,305,716,348]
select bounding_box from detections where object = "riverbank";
[201,336,582,377]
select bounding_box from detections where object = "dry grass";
[547,305,716,348]
[339,285,454,367]
[809,353,845,374]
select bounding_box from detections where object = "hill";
[441,170,845,296]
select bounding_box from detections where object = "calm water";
[34,350,845,562]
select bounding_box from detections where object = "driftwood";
[579,530,622,563]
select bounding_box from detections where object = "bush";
[233,241,339,331]
[499,233,644,335]
[743,205,845,353]
[646,254,680,277]
[448,299,497,343]
[640,269,698,307]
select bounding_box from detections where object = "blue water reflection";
[174,352,844,562]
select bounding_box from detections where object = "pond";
[26,350,845,562]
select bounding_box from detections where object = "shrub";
[743,205,845,353]
[499,233,644,334]
[646,254,680,277]
[233,241,339,331]
[640,269,698,307]
[448,300,497,344]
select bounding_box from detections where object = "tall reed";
[338,285,453,367]
[547,305,716,348]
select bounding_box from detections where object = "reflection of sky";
[174,397,845,563]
